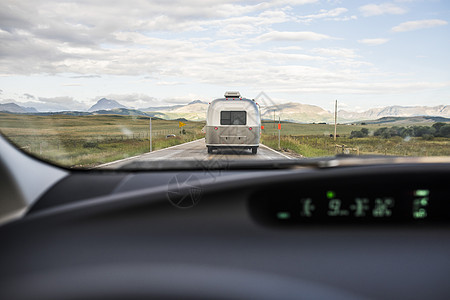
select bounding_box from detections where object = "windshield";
[0,0,449,169]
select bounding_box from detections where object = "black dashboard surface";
[1,163,450,299]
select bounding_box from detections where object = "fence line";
[16,128,196,154]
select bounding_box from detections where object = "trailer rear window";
[220,111,247,125]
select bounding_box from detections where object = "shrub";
[413,126,435,137]
[432,122,446,135]
[375,125,442,139]
[350,128,369,138]
[422,134,434,141]
[439,125,450,138]
[374,127,387,137]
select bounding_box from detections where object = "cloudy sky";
[0,0,449,111]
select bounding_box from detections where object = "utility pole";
[149,117,152,152]
[334,100,337,142]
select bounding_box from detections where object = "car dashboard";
[1,160,450,299]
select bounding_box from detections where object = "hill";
[0,103,38,113]
[88,98,127,112]
[141,100,208,121]
[340,105,449,121]
[93,108,142,116]
[261,102,333,123]
[355,116,450,125]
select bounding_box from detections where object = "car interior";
[1,134,449,299]
[1,0,449,299]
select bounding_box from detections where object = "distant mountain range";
[260,103,450,123]
[1,98,449,124]
[0,103,38,113]
[339,105,450,121]
[87,98,126,112]
[138,100,209,121]
[139,100,205,111]
[261,102,333,123]
[355,116,450,125]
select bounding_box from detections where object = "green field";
[1,113,449,168]
[0,113,205,168]
[262,135,450,157]
[261,120,450,157]
[262,120,410,136]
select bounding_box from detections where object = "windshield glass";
[0,0,449,169]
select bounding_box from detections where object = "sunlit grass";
[0,113,205,168]
[262,134,450,157]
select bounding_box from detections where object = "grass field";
[1,113,449,168]
[261,120,450,157]
[261,135,450,157]
[0,113,205,168]
[262,120,409,136]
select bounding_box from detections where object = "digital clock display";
[249,186,449,225]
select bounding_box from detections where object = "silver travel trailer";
[205,92,261,154]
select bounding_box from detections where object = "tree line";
[350,122,450,139]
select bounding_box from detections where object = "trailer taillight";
[249,127,253,130]
[214,127,218,130]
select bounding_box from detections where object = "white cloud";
[70,75,101,79]
[273,46,304,51]
[38,96,79,105]
[0,0,448,111]
[253,50,325,62]
[212,10,292,37]
[155,81,185,86]
[23,93,36,99]
[267,0,318,6]
[299,7,348,20]
[311,48,359,58]
[254,31,334,42]
[267,80,450,94]
[335,101,349,108]
[0,1,334,79]
[391,19,448,32]
[62,83,82,87]
[296,7,357,23]
[327,0,343,4]
[358,38,389,46]
[359,3,407,17]
[331,15,357,22]
[162,93,207,104]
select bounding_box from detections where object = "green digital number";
[413,189,429,219]
[327,198,349,216]
[350,198,369,217]
[372,198,394,217]
[328,199,341,216]
[300,198,315,217]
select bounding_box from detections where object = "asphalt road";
[98,138,292,169]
